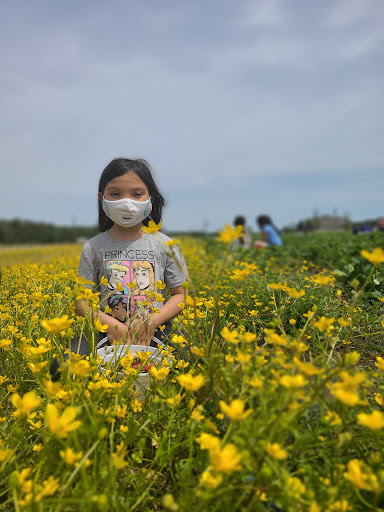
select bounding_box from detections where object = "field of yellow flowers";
[1,230,384,511]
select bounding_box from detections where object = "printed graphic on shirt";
[104,260,156,323]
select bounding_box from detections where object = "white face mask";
[102,197,152,228]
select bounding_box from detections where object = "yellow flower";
[11,390,41,418]
[344,459,379,491]
[221,326,239,344]
[219,399,252,422]
[0,339,12,351]
[242,332,256,343]
[235,351,252,364]
[60,448,83,465]
[231,266,254,281]
[29,346,49,359]
[324,410,342,426]
[176,373,205,392]
[162,494,179,511]
[35,476,60,502]
[46,404,82,438]
[191,346,205,357]
[94,317,108,333]
[264,329,288,346]
[44,379,62,397]
[191,409,205,421]
[67,359,93,378]
[27,361,48,374]
[280,374,307,388]
[293,357,322,376]
[131,398,143,413]
[217,224,243,244]
[361,248,384,265]
[88,381,102,391]
[328,500,351,511]
[286,476,306,497]
[312,275,333,286]
[166,394,183,406]
[332,389,360,406]
[33,443,43,452]
[286,288,305,299]
[328,371,365,406]
[116,404,127,418]
[268,282,288,291]
[265,442,288,460]
[209,443,242,474]
[357,410,384,431]
[150,366,170,380]
[142,220,162,234]
[248,375,263,388]
[100,276,109,285]
[195,433,221,452]
[199,470,223,489]
[0,448,14,462]
[375,356,384,370]
[344,351,360,365]
[112,442,128,469]
[41,315,74,334]
[313,316,336,335]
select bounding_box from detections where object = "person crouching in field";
[254,215,282,249]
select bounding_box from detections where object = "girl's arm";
[130,285,185,345]
[75,284,185,346]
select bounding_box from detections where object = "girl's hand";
[106,321,130,345]
[129,318,156,346]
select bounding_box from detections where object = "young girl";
[73,157,187,354]
[231,215,251,249]
[254,215,282,248]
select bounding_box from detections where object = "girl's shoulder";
[154,231,173,244]
[82,232,108,249]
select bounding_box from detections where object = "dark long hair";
[98,158,165,232]
[233,215,246,246]
[257,215,280,234]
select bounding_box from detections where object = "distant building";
[318,215,345,231]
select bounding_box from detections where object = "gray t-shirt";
[78,231,187,323]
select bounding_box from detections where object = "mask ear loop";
[146,197,153,221]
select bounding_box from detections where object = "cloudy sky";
[1,0,383,232]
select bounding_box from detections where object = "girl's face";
[134,268,150,289]
[99,171,150,203]
[112,302,127,322]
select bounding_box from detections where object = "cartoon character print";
[105,261,129,295]
[104,260,156,324]
[108,294,128,323]
[131,261,156,296]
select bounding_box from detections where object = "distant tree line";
[0,218,98,244]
